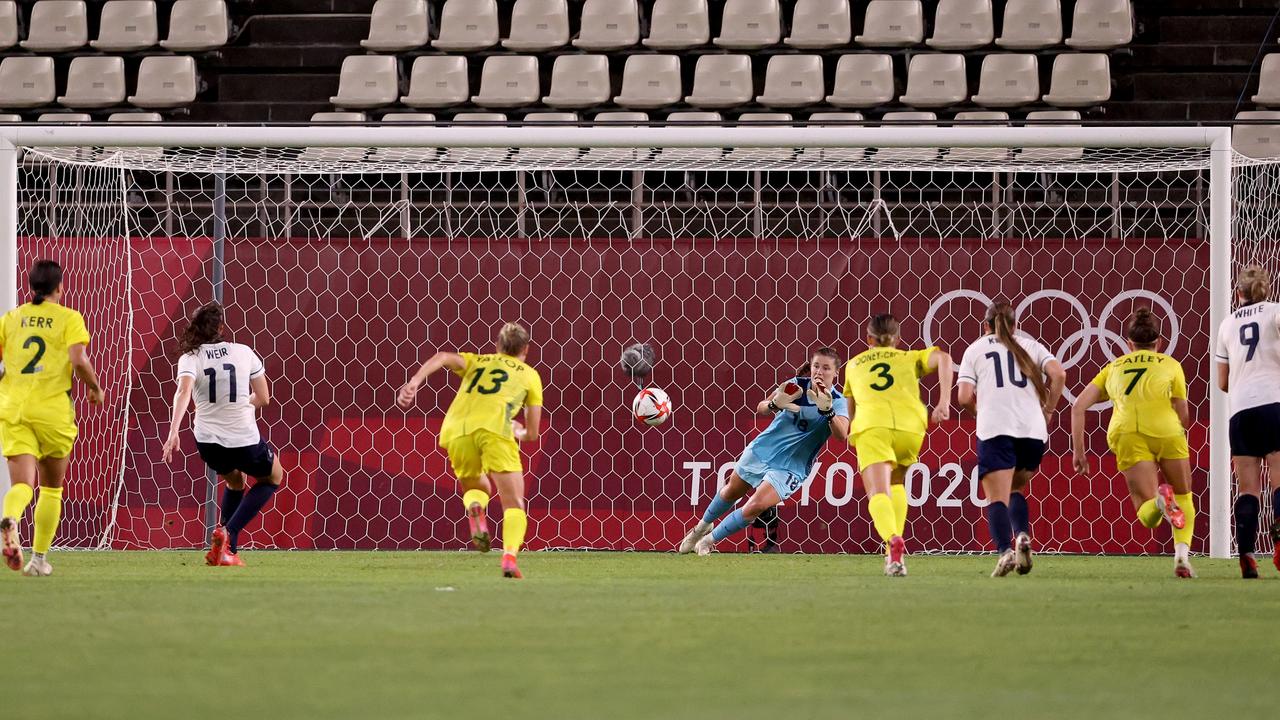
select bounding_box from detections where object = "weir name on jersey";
[20,316,53,329]
[204,346,230,360]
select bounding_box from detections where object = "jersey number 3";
[868,363,895,391]
[465,368,509,395]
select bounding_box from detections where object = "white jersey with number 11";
[176,341,265,447]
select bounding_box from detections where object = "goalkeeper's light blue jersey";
[744,377,850,478]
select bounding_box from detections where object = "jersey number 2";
[203,364,238,403]
[465,368,509,395]
[20,336,45,374]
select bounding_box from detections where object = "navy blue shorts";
[976,436,1046,478]
[196,440,276,479]
[1229,403,1280,458]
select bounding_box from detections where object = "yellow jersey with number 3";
[844,346,938,435]
[439,352,543,444]
[0,301,91,411]
[1089,350,1186,438]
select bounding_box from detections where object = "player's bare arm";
[69,343,105,406]
[397,351,467,408]
[249,373,271,408]
[928,350,954,422]
[1071,383,1104,475]
[161,375,196,463]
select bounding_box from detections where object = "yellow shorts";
[442,429,522,479]
[852,428,925,472]
[1107,431,1190,472]
[0,396,78,460]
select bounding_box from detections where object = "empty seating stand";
[401,56,469,108]
[160,0,229,52]
[757,55,824,108]
[857,0,924,47]
[59,56,127,109]
[785,0,851,49]
[543,55,612,109]
[574,0,640,50]
[129,56,199,108]
[686,55,753,108]
[826,54,895,108]
[362,0,430,52]
[331,55,400,109]
[92,0,158,52]
[22,0,88,52]
[996,0,1062,49]
[615,55,682,109]
[927,0,994,50]
[433,0,499,51]
[644,0,709,50]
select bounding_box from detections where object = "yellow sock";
[461,488,490,512]
[502,507,527,555]
[868,493,898,544]
[890,484,908,538]
[1173,492,1196,547]
[1137,498,1164,529]
[2,483,34,520]
[33,486,62,555]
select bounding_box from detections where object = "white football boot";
[678,522,712,554]
[22,555,52,577]
[694,534,716,556]
[1014,532,1033,575]
[991,549,1017,577]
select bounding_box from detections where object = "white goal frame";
[0,124,1236,558]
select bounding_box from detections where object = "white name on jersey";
[957,334,1055,441]
[1216,301,1280,415]
[176,342,265,447]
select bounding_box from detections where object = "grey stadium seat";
[1234,111,1280,159]
[0,57,56,109]
[684,54,753,108]
[92,1,159,52]
[58,56,127,109]
[1041,53,1111,107]
[22,0,88,52]
[971,54,1040,107]
[37,113,91,122]
[362,0,431,52]
[382,113,437,121]
[432,0,499,51]
[1252,54,1280,107]
[1021,109,1082,161]
[927,0,994,50]
[876,111,938,163]
[949,110,1011,162]
[713,0,781,49]
[471,55,541,107]
[614,55,682,109]
[502,0,570,51]
[129,56,199,108]
[0,114,19,122]
[160,0,229,52]
[0,2,16,50]
[1065,0,1132,50]
[826,54,895,108]
[108,112,163,122]
[756,55,824,108]
[996,0,1062,50]
[785,0,851,49]
[574,0,640,50]
[856,0,923,47]
[330,55,400,109]
[899,54,968,108]
[543,55,612,109]
[643,0,709,49]
[401,56,469,108]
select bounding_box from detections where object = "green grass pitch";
[5,551,1277,720]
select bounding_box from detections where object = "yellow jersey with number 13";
[844,347,938,435]
[0,301,91,411]
[439,352,543,444]
[1089,350,1186,438]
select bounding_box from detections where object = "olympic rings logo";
[922,289,1182,406]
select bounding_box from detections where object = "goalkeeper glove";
[807,381,835,418]
[768,381,803,413]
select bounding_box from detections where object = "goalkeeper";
[679,348,849,555]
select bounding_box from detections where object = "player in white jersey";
[161,303,282,567]
[1215,265,1280,578]
[956,302,1065,577]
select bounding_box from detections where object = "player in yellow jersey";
[1071,308,1196,578]
[0,260,105,577]
[397,322,543,579]
[844,313,953,576]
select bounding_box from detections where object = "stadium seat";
[128,56,198,109]
[521,112,581,165]
[1021,109,1082,160]
[400,56,469,108]
[785,0,851,49]
[160,0,229,52]
[471,55,541,107]
[996,0,1062,49]
[584,111,649,164]
[665,111,724,163]
[738,112,791,123]
[685,55,753,108]
[614,55,682,109]
[713,0,781,49]
[643,0,709,49]
[0,114,21,122]
[502,0,570,51]
[381,113,437,121]
[728,113,793,162]
[106,111,164,159]
[299,113,368,163]
[574,0,641,50]
[949,110,1011,161]
[58,56,127,109]
[826,54,895,108]
[452,112,507,121]
[1251,54,1280,106]
[1234,111,1280,159]
[92,1,159,52]
[1041,53,1110,107]
[0,57,56,109]
[370,113,439,163]
[543,55,611,109]
[594,111,649,124]
[0,2,16,51]
[361,0,431,52]
[666,111,721,123]
[107,112,163,122]
[971,54,1040,107]
[432,0,499,51]
[1065,0,1132,50]
[21,0,88,52]
[876,111,938,162]
[330,55,400,109]
[310,112,367,122]
[856,0,923,47]
[37,112,92,122]
[927,0,994,50]
[804,111,866,161]
[756,55,824,108]
[899,54,968,108]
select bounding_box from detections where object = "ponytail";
[986,302,1048,405]
[1126,307,1161,348]
[867,314,900,347]
[1237,264,1271,305]
[28,259,62,306]
[177,302,225,355]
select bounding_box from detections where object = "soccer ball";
[632,387,672,426]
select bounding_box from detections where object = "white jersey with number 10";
[957,334,1056,442]
[176,341,265,447]
[1215,301,1280,415]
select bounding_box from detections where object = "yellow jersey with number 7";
[1089,350,1186,438]
[0,301,91,411]
[439,352,543,444]
[843,347,938,435]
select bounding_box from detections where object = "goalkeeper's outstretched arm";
[397,351,466,408]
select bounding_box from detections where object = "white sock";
[694,521,712,534]
[31,552,45,563]
[1175,543,1190,561]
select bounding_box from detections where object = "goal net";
[2,125,1257,556]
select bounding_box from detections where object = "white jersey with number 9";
[1216,301,1280,415]
[176,341,265,447]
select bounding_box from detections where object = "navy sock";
[1237,494,1261,556]
[225,483,279,553]
[1008,492,1030,537]
[220,487,244,527]
[986,501,1013,553]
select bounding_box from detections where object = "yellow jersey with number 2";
[0,301,91,412]
[1089,350,1186,439]
[844,346,939,435]
[439,352,543,444]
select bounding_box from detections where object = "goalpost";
[0,124,1250,558]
